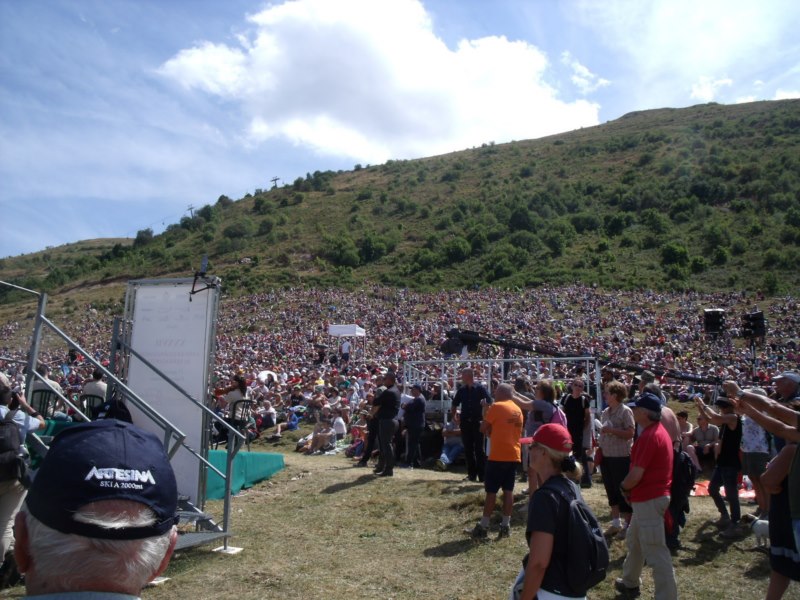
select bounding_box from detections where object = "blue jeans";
[440,443,464,465]
[708,465,740,523]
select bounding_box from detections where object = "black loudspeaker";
[704,309,726,334]
[742,311,766,338]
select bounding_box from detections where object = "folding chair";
[79,394,106,420]
[30,390,60,419]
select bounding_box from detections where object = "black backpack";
[670,447,698,513]
[543,480,609,596]
[0,410,22,482]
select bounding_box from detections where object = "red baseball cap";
[531,423,573,453]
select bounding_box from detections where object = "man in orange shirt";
[467,383,523,540]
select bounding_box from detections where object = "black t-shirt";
[526,475,583,598]
[373,385,400,420]
[562,394,589,446]
[717,415,742,468]
[452,384,491,422]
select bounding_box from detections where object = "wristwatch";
[736,389,745,399]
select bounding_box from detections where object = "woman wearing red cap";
[512,423,588,600]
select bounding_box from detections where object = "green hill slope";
[2,99,799,302]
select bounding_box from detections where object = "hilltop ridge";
[1,99,799,309]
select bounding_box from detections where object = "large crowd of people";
[0,285,799,598]
[1,285,797,401]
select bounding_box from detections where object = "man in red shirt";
[615,392,677,600]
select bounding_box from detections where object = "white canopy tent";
[328,324,365,337]
[328,324,367,362]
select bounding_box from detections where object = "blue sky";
[1,0,798,259]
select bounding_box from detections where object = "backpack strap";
[542,477,578,505]
[3,409,18,424]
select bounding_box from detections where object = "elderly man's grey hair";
[23,500,173,592]
[643,409,662,422]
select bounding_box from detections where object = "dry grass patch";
[0,430,776,600]
[136,448,773,600]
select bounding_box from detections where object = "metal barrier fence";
[402,356,601,422]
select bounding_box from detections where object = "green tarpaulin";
[206,450,285,500]
[34,422,284,499]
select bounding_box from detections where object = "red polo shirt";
[630,421,673,503]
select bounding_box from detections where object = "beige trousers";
[0,479,26,557]
[621,495,678,600]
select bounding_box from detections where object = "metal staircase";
[1,279,245,552]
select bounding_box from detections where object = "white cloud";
[774,89,800,100]
[690,76,733,102]
[158,0,599,164]
[160,41,247,96]
[561,51,610,94]
[572,0,800,109]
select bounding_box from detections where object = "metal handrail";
[2,278,239,549]
[38,316,187,458]
[119,340,245,442]
[0,279,41,296]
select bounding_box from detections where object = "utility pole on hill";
[187,204,195,218]
[270,176,280,189]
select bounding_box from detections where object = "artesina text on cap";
[85,467,156,485]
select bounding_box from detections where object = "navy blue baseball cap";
[627,392,663,413]
[26,419,178,540]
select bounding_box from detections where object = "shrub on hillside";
[661,242,689,266]
[322,235,360,267]
[223,220,254,239]
[133,228,154,248]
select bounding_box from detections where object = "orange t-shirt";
[485,400,523,462]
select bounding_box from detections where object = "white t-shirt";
[333,416,347,436]
[82,380,107,398]
[341,340,351,354]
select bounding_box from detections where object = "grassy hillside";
[2,99,799,304]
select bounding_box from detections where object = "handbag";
[15,455,32,489]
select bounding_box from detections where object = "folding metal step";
[175,531,230,551]
[177,510,214,524]
[177,497,222,532]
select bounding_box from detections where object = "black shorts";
[484,460,519,494]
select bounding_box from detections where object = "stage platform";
[206,450,285,500]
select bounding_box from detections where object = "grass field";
[1,413,779,600]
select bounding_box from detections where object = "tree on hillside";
[197,204,215,222]
[661,242,689,266]
[133,228,154,248]
[508,206,535,232]
[223,220,254,239]
[323,235,360,267]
